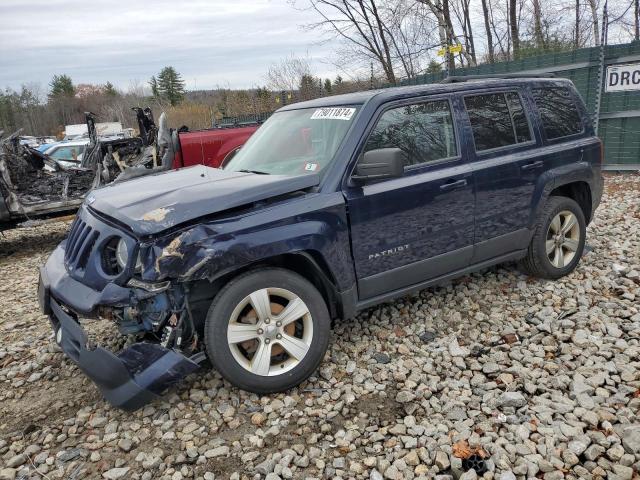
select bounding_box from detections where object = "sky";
[0,0,339,94]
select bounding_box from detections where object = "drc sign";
[605,63,640,92]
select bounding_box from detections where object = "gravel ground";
[0,174,639,480]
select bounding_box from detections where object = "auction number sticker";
[310,107,356,121]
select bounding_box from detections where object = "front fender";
[139,194,355,292]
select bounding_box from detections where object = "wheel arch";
[184,251,344,330]
[530,164,595,230]
[549,180,593,224]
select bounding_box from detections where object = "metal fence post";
[593,0,609,135]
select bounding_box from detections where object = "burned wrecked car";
[39,78,603,410]
[0,108,176,230]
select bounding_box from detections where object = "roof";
[279,77,571,111]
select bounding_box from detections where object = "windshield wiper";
[237,169,269,175]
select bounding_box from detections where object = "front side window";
[225,106,360,176]
[532,87,583,140]
[465,92,532,152]
[364,100,457,167]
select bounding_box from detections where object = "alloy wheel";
[226,287,313,376]
[546,210,580,268]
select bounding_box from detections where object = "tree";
[301,0,399,83]
[156,67,186,106]
[48,74,74,99]
[75,84,105,98]
[299,74,319,100]
[532,0,546,50]
[104,82,118,96]
[586,0,600,46]
[266,55,312,92]
[509,0,520,59]
[480,0,495,62]
[324,78,333,94]
[633,0,640,42]
[426,59,442,73]
[148,76,159,98]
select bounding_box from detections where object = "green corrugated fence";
[397,41,640,169]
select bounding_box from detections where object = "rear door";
[462,89,543,263]
[343,96,475,300]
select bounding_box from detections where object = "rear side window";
[532,87,583,139]
[365,100,457,167]
[464,92,532,152]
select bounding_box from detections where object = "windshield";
[225,106,360,176]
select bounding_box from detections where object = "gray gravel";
[0,174,639,480]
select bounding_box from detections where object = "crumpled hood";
[87,165,319,236]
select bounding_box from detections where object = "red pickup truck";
[173,124,259,169]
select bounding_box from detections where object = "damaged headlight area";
[102,237,142,275]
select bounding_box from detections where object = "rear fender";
[530,161,595,229]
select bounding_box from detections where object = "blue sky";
[0,0,338,93]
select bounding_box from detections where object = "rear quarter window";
[464,92,532,152]
[532,87,584,140]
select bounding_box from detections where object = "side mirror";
[352,148,405,183]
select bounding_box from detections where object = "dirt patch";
[205,455,244,477]
[0,369,102,437]
[349,388,403,426]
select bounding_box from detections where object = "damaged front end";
[39,206,204,411]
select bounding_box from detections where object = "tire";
[204,268,331,394]
[520,196,586,279]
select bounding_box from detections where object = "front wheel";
[204,268,331,394]
[520,196,586,279]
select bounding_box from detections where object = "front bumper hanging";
[39,264,200,411]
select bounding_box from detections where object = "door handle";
[439,179,467,192]
[521,160,543,171]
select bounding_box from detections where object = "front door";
[343,97,475,300]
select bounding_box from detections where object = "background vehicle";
[42,139,89,169]
[0,108,173,230]
[174,124,259,169]
[39,76,603,410]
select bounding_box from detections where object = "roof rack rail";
[440,73,556,83]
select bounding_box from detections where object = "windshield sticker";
[310,107,356,121]
[304,163,318,171]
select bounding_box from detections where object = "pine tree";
[323,78,332,94]
[156,67,185,106]
[48,74,74,99]
[104,82,118,96]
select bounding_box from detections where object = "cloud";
[0,0,338,92]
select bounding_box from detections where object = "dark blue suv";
[39,77,604,409]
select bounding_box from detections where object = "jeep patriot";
[39,77,604,409]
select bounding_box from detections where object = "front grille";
[65,218,99,270]
[63,207,135,291]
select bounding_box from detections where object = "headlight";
[115,238,142,271]
[115,238,129,269]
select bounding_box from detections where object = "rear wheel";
[520,196,586,279]
[204,268,331,394]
